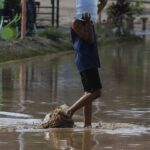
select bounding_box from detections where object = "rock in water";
[42,104,74,128]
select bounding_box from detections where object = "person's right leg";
[83,100,92,127]
[67,89,101,117]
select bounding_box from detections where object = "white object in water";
[76,0,98,22]
[0,111,32,118]
[60,104,69,113]
[43,104,69,123]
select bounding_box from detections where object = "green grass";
[38,28,64,41]
[95,24,144,48]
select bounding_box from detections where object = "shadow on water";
[0,37,150,149]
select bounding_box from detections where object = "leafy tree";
[107,0,143,35]
[0,0,5,10]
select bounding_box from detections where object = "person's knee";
[85,89,101,99]
[93,89,101,98]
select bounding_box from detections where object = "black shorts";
[80,68,102,92]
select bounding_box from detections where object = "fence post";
[21,0,27,39]
[141,17,148,31]
[51,0,55,27]
[56,0,59,27]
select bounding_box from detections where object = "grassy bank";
[0,28,72,63]
[99,34,144,48]
[95,24,144,48]
[0,27,144,63]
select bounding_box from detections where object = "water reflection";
[19,64,27,112]
[0,54,81,117]
[99,40,150,125]
[44,129,94,150]
[0,125,150,150]
[111,48,128,83]
[18,133,25,150]
[0,41,149,122]
[0,39,150,149]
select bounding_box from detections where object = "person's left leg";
[67,89,101,118]
[83,99,92,127]
[67,68,102,127]
[83,90,102,127]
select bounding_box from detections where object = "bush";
[107,0,144,35]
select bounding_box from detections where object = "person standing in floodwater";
[66,1,107,127]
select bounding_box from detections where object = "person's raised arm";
[71,13,95,44]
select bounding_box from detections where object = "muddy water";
[0,38,150,150]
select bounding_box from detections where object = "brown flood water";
[0,37,150,150]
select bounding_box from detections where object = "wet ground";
[0,37,150,150]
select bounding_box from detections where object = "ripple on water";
[0,111,32,118]
[73,122,150,136]
[0,114,150,136]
